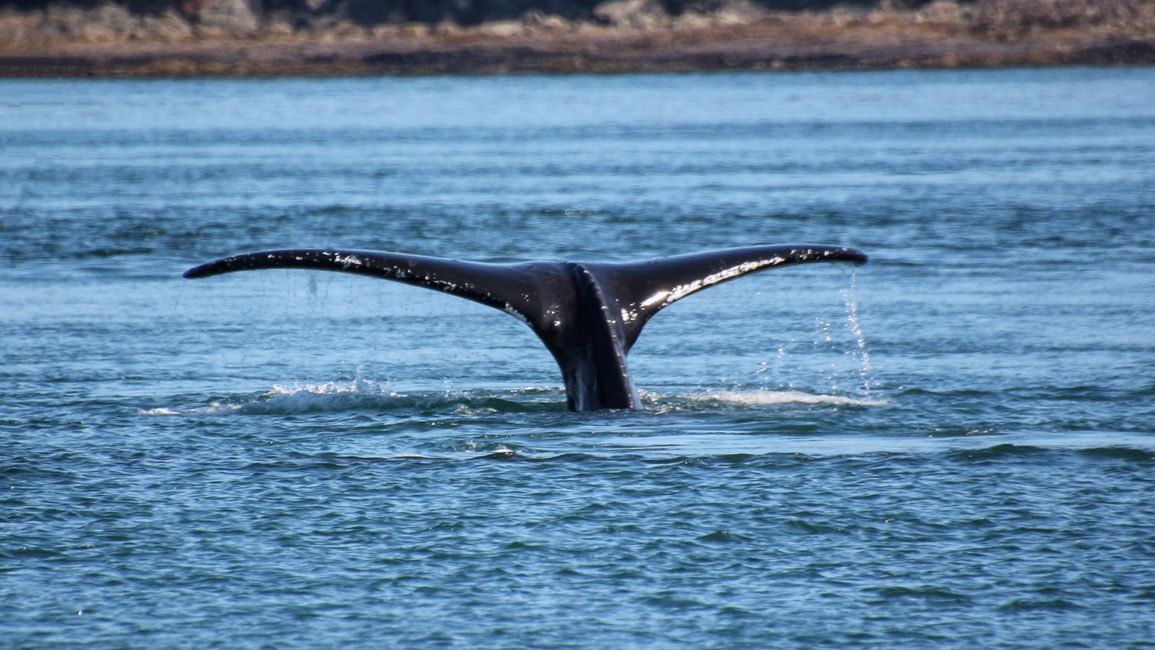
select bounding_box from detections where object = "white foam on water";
[249,378,399,413]
[140,376,410,416]
[139,407,181,416]
[687,388,891,408]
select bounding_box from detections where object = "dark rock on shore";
[2,0,935,28]
[1,0,1153,76]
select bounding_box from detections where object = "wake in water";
[141,378,571,417]
[142,380,888,418]
[683,389,890,408]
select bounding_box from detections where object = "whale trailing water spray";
[184,245,867,411]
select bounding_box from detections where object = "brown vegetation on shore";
[1,0,1153,76]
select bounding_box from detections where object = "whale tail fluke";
[184,245,867,411]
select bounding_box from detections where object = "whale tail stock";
[184,245,867,411]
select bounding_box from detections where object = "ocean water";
[2,67,1154,648]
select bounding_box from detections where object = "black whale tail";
[184,245,867,411]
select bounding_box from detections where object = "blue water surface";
[2,67,1154,648]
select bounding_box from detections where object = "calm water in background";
[2,67,1154,647]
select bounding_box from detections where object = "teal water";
[2,68,1154,648]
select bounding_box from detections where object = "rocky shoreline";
[3,1,1154,77]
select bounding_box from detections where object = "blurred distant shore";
[2,0,1153,77]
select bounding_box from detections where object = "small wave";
[139,407,182,416]
[998,597,1083,612]
[141,380,565,417]
[241,379,412,414]
[869,585,974,605]
[947,440,1155,462]
[140,378,404,416]
[685,389,890,408]
[1076,446,1155,462]
[947,443,1050,461]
